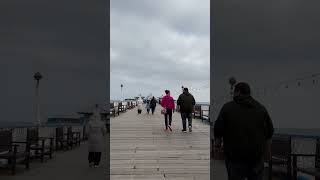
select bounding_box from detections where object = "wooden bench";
[110,103,116,117]
[67,127,81,149]
[118,102,126,115]
[267,135,293,180]
[72,131,81,147]
[0,129,30,175]
[62,127,75,150]
[27,128,53,163]
[292,139,320,180]
[123,102,128,111]
[193,105,202,119]
[201,106,210,122]
[55,127,65,150]
[128,102,133,109]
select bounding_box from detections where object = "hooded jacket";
[177,92,196,113]
[150,98,157,108]
[161,95,175,110]
[214,95,274,162]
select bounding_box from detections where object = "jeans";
[181,112,192,130]
[164,109,173,129]
[151,107,155,114]
[88,152,102,165]
[225,159,264,180]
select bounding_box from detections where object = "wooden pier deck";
[1,107,236,180]
[111,107,211,180]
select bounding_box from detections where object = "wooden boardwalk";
[0,106,238,180]
[111,107,211,180]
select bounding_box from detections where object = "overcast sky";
[110,0,210,102]
[212,0,320,129]
[2,0,320,129]
[1,0,108,123]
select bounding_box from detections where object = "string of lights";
[212,72,320,108]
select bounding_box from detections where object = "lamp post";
[34,72,42,127]
[120,84,123,101]
[228,77,237,100]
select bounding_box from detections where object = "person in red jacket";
[161,90,175,131]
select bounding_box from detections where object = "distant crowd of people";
[136,87,196,133]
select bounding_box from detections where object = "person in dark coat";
[150,96,157,115]
[214,82,274,180]
[177,88,196,133]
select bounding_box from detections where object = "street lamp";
[120,84,123,101]
[34,72,42,127]
[228,77,237,99]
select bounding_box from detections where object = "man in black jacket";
[150,96,157,115]
[214,82,274,180]
[177,88,196,133]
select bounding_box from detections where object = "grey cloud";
[1,0,108,123]
[111,0,210,101]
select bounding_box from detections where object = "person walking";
[150,96,157,115]
[214,82,274,180]
[161,90,175,131]
[137,97,143,114]
[88,105,107,168]
[177,87,196,133]
[146,99,151,114]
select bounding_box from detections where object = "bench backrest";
[56,127,64,139]
[271,135,292,158]
[67,127,72,134]
[27,128,39,145]
[194,105,201,112]
[0,130,12,152]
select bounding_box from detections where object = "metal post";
[36,80,40,126]
[34,72,42,127]
[121,84,123,101]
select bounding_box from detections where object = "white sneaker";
[94,165,99,168]
[189,126,192,132]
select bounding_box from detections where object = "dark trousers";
[181,112,192,130]
[151,107,155,114]
[88,152,102,165]
[164,109,173,129]
[225,159,264,180]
